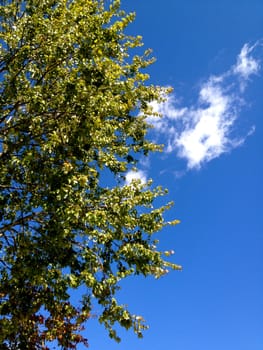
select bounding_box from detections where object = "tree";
[0,0,181,348]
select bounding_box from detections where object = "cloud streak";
[147,42,261,169]
[233,42,261,81]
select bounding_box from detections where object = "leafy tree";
[0,0,181,348]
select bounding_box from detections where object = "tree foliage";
[0,0,181,348]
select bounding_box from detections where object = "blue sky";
[84,1,263,349]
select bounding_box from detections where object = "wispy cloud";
[233,42,261,81]
[147,42,261,170]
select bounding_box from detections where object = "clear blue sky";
[83,1,263,349]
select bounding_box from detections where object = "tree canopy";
[0,0,181,348]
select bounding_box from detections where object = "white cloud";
[149,95,187,120]
[147,95,188,133]
[147,42,261,170]
[125,169,147,185]
[176,80,234,169]
[232,42,261,92]
[233,42,260,80]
